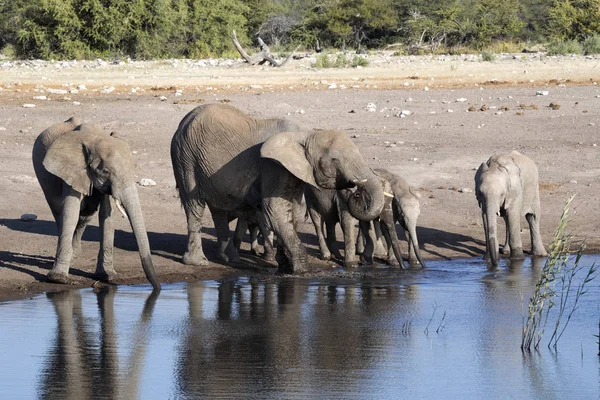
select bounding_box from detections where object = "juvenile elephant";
[360,169,428,268]
[171,104,385,274]
[231,210,275,261]
[474,151,547,266]
[304,181,403,268]
[32,117,160,289]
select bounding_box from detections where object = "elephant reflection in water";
[175,279,418,397]
[38,288,158,400]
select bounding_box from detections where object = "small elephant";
[305,176,405,268]
[232,210,275,261]
[359,169,428,268]
[32,117,160,289]
[172,104,385,274]
[475,151,547,266]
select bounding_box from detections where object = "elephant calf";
[475,151,547,266]
[359,169,427,268]
[32,117,160,289]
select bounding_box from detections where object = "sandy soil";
[1,53,599,301]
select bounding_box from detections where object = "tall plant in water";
[521,194,597,352]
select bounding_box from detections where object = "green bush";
[480,51,496,61]
[546,40,583,55]
[582,35,600,55]
[351,55,369,67]
[312,53,368,68]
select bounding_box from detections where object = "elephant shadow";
[0,250,98,282]
[413,226,486,259]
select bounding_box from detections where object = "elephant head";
[42,124,159,289]
[475,158,519,266]
[261,130,385,221]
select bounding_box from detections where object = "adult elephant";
[171,104,385,274]
[32,117,160,289]
[474,151,547,266]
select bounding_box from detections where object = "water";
[1,257,598,399]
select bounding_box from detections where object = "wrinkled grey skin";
[261,130,385,273]
[373,168,427,267]
[232,210,275,261]
[171,104,301,267]
[475,151,547,267]
[172,104,384,274]
[32,117,160,289]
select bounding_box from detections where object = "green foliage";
[546,39,583,55]
[480,51,495,61]
[312,52,368,68]
[582,34,600,54]
[547,0,600,41]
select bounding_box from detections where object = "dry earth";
[1,52,599,301]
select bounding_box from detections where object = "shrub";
[481,51,496,61]
[546,40,583,55]
[351,55,369,67]
[312,53,368,68]
[582,35,600,55]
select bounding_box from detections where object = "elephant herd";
[32,103,548,290]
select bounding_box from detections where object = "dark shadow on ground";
[0,251,97,282]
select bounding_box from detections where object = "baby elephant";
[475,151,547,266]
[360,169,427,268]
[32,117,160,289]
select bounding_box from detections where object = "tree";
[547,0,600,41]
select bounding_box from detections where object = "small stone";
[249,84,262,89]
[77,84,87,90]
[100,86,115,94]
[159,96,168,101]
[350,134,360,138]
[495,111,503,115]
[0,127,6,131]
[137,178,156,187]
[447,109,454,113]
[22,104,36,108]
[423,87,429,91]
[410,157,419,161]
[456,98,467,102]
[10,174,37,184]
[47,88,68,95]
[401,110,411,116]
[33,95,47,100]
[458,188,473,193]
[366,103,377,112]
[593,143,597,147]
[536,90,549,96]
[569,180,578,184]
[73,101,81,106]
[295,109,305,115]
[328,83,337,89]
[20,213,37,222]
[405,97,413,102]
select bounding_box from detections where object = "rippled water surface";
[1,257,599,399]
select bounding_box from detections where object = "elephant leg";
[182,201,209,266]
[96,196,117,281]
[359,221,375,265]
[338,209,358,268]
[500,214,511,255]
[257,218,275,261]
[48,188,83,284]
[72,215,93,257]
[380,205,405,268]
[507,208,524,260]
[262,163,308,274]
[233,217,248,253]
[526,212,547,257]
[308,207,331,260]
[248,223,260,255]
[481,210,490,261]
[356,227,365,254]
[211,209,239,263]
[325,220,343,260]
[373,220,388,259]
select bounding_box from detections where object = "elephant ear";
[261,132,318,187]
[43,131,93,196]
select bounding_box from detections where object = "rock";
[100,86,115,94]
[549,102,560,110]
[73,101,81,106]
[20,213,37,222]
[456,98,467,102]
[77,84,88,90]
[22,104,36,108]
[137,178,156,187]
[10,174,37,184]
[328,83,337,89]
[350,134,360,138]
[405,97,413,102]
[409,157,419,161]
[366,103,377,112]
[295,109,305,115]
[21,214,37,222]
[458,188,473,193]
[0,127,6,131]
[569,180,578,184]
[536,90,549,96]
[33,95,47,100]
[159,96,168,101]
[46,88,68,95]
[248,84,262,89]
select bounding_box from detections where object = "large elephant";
[474,151,547,266]
[32,117,160,289]
[171,104,385,274]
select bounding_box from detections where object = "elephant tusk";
[383,191,394,198]
[114,199,128,219]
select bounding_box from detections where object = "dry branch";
[232,30,299,68]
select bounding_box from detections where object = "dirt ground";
[1,52,599,301]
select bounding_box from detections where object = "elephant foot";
[47,270,76,285]
[510,247,525,260]
[95,268,118,282]
[408,258,420,266]
[387,257,400,267]
[319,251,332,261]
[183,251,209,266]
[331,251,344,261]
[531,246,548,257]
[360,254,373,265]
[344,260,359,268]
[500,246,510,255]
[262,251,276,262]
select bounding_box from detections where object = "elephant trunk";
[347,172,385,222]
[485,203,499,267]
[118,187,161,291]
[406,219,427,268]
